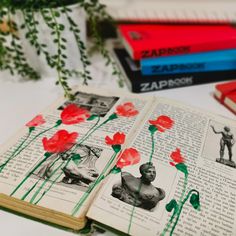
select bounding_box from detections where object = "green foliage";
[71,153,81,165]
[110,166,121,174]
[0,0,123,99]
[148,125,158,134]
[190,192,200,210]
[87,114,98,120]
[175,163,188,176]
[165,199,178,212]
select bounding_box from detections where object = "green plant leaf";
[72,154,81,165]
[190,192,200,210]
[108,113,118,121]
[87,114,98,121]
[175,163,188,175]
[112,145,121,153]
[148,125,157,134]
[110,166,121,174]
[166,199,178,212]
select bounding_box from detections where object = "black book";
[113,47,236,93]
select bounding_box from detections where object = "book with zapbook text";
[1,86,236,235]
[112,46,236,93]
[118,24,236,60]
[141,49,236,76]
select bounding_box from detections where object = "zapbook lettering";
[141,46,190,58]
[140,77,193,92]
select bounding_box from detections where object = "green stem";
[34,171,63,205]
[161,173,188,235]
[127,181,143,234]
[10,153,52,196]
[170,189,198,235]
[0,124,58,173]
[0,129,32,173]
[71,151,118,216]
[69,116,100,154]
[21,178,41,201]
[34,158,71,205]
[160,207,178,236]
[23,155,61,202]
[30,160,64,204]
[149,131,155,163]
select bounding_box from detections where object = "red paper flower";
[26,115,46,127]
[105,132,126,146]
[115,102,139,117]
[149,115,174,132]
[42,130,78,153]
[170,148,185,166]
[116,148,141,169]
[61,104,90,125]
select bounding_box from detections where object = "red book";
[118,24,236,60]
[214,81,236,115]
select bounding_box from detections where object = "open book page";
[87,96,236,235]
[0,86,153,222]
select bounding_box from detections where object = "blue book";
[141,49,236,75]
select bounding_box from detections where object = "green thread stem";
[30,161,64,204]
[170,189,198,235]
[0,130,32,173]
[149,131,155,163]
[69,116,101,154]
[24,157,60,203]
[10,154,52,196]
[72,151,118,216]
[34,158,73,205]
[160,210,177,236]
[127,181,143,234]
[1,124,58,174]
[21,178,41,201]
[34,172,63,205]
[161,173,188,235]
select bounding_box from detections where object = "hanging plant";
[0,0,123,99]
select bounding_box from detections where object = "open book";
[0,87,236,235]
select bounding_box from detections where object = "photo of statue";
[58,92,119,117]
[210,125,236,168]
[111,162,165,211]
[33,144,102,191]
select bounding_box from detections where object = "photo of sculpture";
[58,92,119,117]
[203,120,236,168]
[111,162,165,211]
[32,144,103,191]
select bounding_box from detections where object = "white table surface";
[0,60,235,235]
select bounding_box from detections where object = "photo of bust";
[111,162,165,211]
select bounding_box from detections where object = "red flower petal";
[26,115,46,127]
[105,132,126,146]
[61,104,90,125]
[169,162,175,166]
[42,130,78,153]
[170,148,185,163]
[116,148,141,168]
[115,102,139,117]
[149,115,174,132]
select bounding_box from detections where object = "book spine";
[130,71,236,93]
[133,38,236,60]
[141,60,236,76]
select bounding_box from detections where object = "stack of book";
[113,24,236,93]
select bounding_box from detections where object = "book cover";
[118,24,236,60]
[141,49,236,76]
[113,47,236,93]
